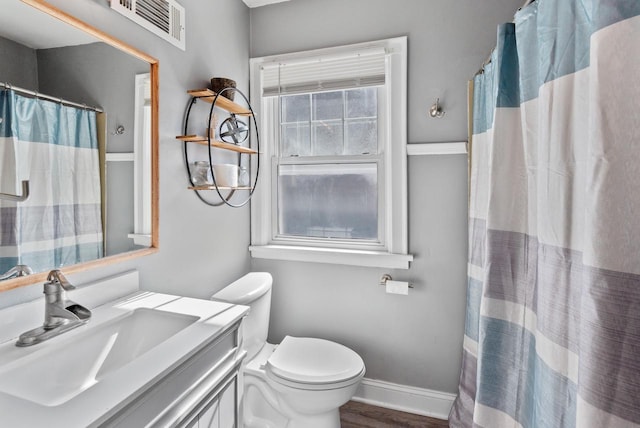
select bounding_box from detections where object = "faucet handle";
[46,269,75,291]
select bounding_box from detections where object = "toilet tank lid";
[211,272,272,305]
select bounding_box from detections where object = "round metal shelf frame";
[182,87,260,208]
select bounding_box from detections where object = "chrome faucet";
[42,270,91,329]
[16,269,91,347]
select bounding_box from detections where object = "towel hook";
[111,125,125,135]
[0,180,30,202]
[429,98,445,118]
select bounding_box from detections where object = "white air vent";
[110,0,185,51]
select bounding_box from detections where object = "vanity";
[0,2,249,425]
[0,271,248,427]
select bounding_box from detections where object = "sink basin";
[0,308,197,406]
[0,285,248,428]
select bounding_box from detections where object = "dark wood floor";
[340,401,449,428]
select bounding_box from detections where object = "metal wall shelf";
[179,87,259,208]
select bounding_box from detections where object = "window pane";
[278,163,378,240]
[281,94,310,122]
[345,119,377,155]
[312,91,343,121]
[281,123,311,156]
[346,88,377,118]
[312,120,343,156]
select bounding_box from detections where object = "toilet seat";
[265,336,365,391]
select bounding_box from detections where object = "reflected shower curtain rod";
[0,82,103,113]
[474,0,537,76]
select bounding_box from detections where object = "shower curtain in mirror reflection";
[0,89,103,275]
[450,1,640,427]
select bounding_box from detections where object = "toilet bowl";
[211,273,365,428]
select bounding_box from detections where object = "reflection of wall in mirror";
[0,39,149,257]
[0,36,38,90]
[37,42,149,256]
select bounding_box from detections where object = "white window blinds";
[261,47,387,97]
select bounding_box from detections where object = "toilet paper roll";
[386,280,409,295]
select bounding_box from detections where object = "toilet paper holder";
[379,274,414,288]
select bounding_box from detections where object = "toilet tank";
[211,272,272,361]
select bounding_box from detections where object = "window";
[279,88,379,241]
[249,37,412,269]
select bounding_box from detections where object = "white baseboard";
[352,378,456,421]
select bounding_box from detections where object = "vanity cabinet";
[176,89,259,208]
[102,319,246,428]
[186,380,235,428]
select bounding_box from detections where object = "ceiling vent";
[110,0,185,51]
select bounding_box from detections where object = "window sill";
[128,233,151,247]
[249,245,413,269]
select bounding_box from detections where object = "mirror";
[0,0,158,291]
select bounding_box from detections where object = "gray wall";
[38,42,150,256]
[1,0,252,305]
[0,36,38,90]
[0,0,524,398]
[42,0,252,296]
[37,42,149,153]
[250,0,522,393]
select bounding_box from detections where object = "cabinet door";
[218,381,237,428]
[198,397,220,428]
[184,417,199,428]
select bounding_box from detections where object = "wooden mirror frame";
[0,0,159,293]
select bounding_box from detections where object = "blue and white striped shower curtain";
[0,89,103,275]
[450,1,640,427]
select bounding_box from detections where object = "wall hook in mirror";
[111,125,125,135]
[429,98,445,118]
[0,180,30,202]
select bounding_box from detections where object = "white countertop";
[0,277,248,428]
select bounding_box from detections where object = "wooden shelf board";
[189,186,252,191]
[187,89,252,116]
[176,135,258,154]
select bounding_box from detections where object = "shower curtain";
[450,1,640,427]
[0,89,103,275]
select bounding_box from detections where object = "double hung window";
[278,88,380,242]
[250,37,412,268]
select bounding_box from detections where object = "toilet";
[211,272,365,428]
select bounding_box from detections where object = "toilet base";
[244,380,342,428]
[284,410,340,428]
[242,343,360,428]
[244,407,340,428]
[243,379,288,428]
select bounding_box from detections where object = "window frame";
[249,37,412,269]
[128,72,152,247]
